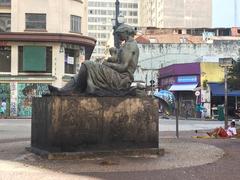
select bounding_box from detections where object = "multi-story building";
[139,0,212,28]
[134,34,240,87]
[0,0,96,117]
[88,0,139,60]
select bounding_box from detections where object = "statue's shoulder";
[125,39,138,49]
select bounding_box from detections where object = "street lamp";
[219,57,234,129]
[112,0,124,49]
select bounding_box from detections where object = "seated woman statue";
[49,24,139,96]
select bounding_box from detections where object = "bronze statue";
[48,24,139,96]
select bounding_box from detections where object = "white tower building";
[88,0,139,60]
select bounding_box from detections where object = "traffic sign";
[195,91,200,96]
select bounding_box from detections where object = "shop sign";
[201,90,210,103]
[67,56,74,64]
[219,58,235,67]
[177,76,197,83]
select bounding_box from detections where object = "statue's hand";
[102,61,110,67]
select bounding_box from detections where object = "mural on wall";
[17,83,49,117]
[10,82,18,116]
[180,100,195,119]
[0,83,10,116]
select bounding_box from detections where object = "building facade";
[134,39,240,88]
[200,62,224,117]
[158,62,240,118]
[88,0,139,60]
[139,0,212,28]
[158,62,222,118]
[158,63,201,118]
[0,0,96,117]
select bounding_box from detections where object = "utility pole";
[234,0,237,27]
[219,58,234,129]
[224,67,228,129]
[176,92,179,138]
[114,0,120,48]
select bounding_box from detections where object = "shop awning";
[208,83,240,97]
[169,83,198,91]
[154,90,175,106]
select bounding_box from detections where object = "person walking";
[0,99,7,118]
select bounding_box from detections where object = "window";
[0,46,11,72]
[65,49,78,74]
[0,0,11,6]
[133,19,138,24]
[73,0,83,3]
[133,3,138,8]
[25,13,46,30]
[70,15,81,33]
[0,13,11,32]
[18,46,52,73]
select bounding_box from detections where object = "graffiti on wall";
[17,83,49,117]
[10,82,17,116]
[180,100,195,119]
[0,83,10,116]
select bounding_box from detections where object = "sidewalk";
[0,138,225,179]
[161,115,240,121]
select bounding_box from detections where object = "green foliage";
[202,79,208,89]
[228,58,240,90]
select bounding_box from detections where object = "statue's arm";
[103,44,134,73]
[104,60,129,73]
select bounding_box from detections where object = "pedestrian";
[207,120,237,138]
[0,99,7,117]
[200,103,206,118]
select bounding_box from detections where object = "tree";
[228,58,240,90]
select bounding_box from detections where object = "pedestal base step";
[26,147,164,160]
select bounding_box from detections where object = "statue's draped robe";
[83,39,139,96]
[83,61,132,96]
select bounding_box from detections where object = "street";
[0,118,225,141]
[0,118,240,180]
[0,119,30,142]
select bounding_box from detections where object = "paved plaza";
[0,118,239,180]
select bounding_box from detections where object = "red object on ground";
[218,127,229,138]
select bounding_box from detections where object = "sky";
[212,0,240,27]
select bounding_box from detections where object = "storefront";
[158,63,200,117]
[0,33,96,118]
[208,83,240,118]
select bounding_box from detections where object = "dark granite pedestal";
[30,96,162,159]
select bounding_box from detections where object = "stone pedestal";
[31,96,159,154]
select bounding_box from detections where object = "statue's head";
[115,24,136,38]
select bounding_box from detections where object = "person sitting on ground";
[207,121,237,138]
